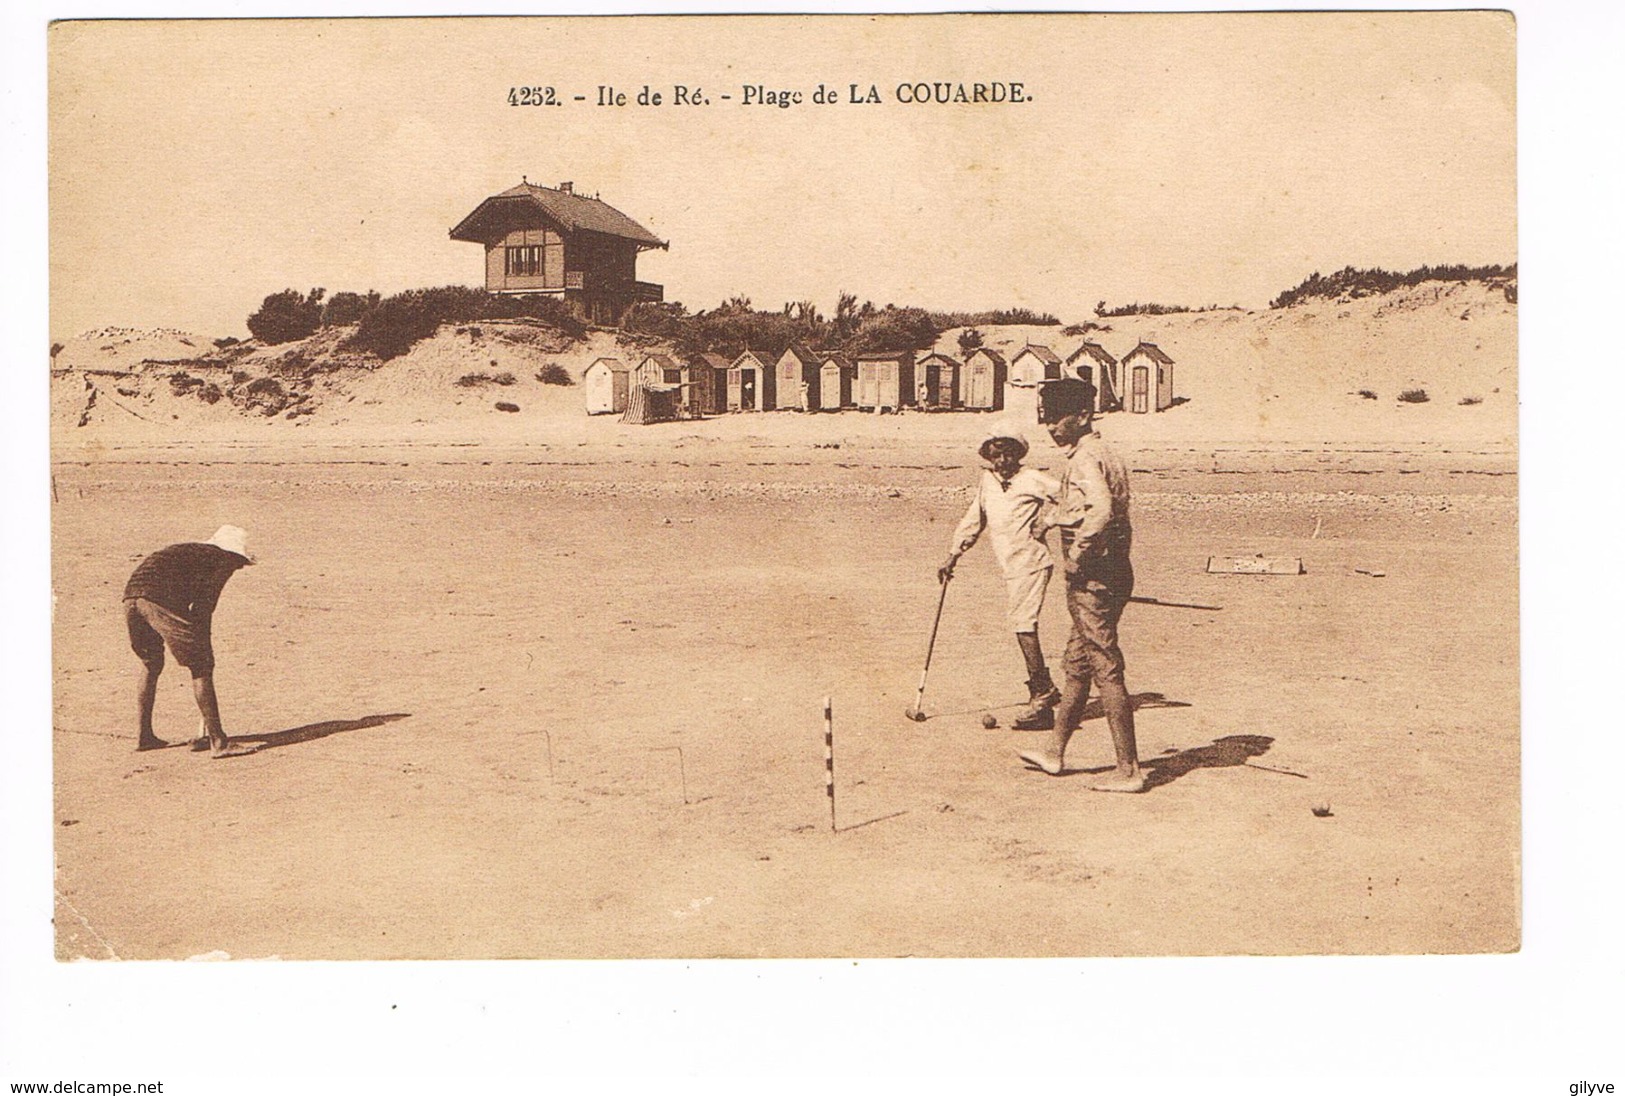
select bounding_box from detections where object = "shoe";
[1011,680,1061,730]
[1011,706,1055,731]
[1026,684,1061,710]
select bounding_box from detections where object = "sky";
[48,12,1515,341]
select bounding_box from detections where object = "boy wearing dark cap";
[123,525,260,758]
[1020,380,1145,791]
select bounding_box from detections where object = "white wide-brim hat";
[205,525,254,564]
[980,421,1030,457]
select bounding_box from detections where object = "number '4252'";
[508,86,559,106]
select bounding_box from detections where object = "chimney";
[558,181,573,194]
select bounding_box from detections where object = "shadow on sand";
[239,713,411,752]
[1043,734,1278,791]
[1138,734,1276,790]
[935,690,1192,723]
[1078,690,1192,722]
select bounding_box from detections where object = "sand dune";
[49,279,1515,452]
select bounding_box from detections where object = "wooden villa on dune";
[961,347,1006,411]
[449,179,667,325]
[1121,341,1175,413]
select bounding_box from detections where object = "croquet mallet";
[905,572,952,722]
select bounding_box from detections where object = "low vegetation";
[1096,300,1191,317]
[246,285,589,361]
[619,294,1057,361]
[1398,388,1430,404]
[246,288,326,345]
[1094,302,1237,318]
[455,371,517,387]
[1270,263,1516,310]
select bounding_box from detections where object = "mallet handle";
[911,575,951,711]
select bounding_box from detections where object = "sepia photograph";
[45,12,1519,961]
[9,1,1623,1089]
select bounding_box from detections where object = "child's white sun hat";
[205,525,255,564]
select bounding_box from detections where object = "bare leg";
[1088,678,1146,792]
[192,671,256,759]
[134,662,165,751]
[1019,671,1086,774]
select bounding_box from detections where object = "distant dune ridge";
[50,278,1515,450]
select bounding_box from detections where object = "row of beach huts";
[586,341,1177,423]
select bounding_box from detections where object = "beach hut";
[854,351,917,411]
[680,353,730,417]
[961,348,1006,411]
[775,344,825,411]
[635,353,679,390]
[1002,344,1053,424]
[1121,342,1175,413]
[818,351,855,411]
[1009,344,1062,386]
[727,349,776,411]
[583,357,631,415]
[621,382,681,425]
[1005,343,1061,424]
[915,351,962,410]
[1065,342,1121,412]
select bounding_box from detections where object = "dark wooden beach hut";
[915,351,962,410]
[680,353,730,416]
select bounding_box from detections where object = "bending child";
[938,424,1062,729]
[124,525,261,758]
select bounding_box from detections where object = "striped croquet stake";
[824,696,837,833]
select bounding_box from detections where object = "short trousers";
[1061,570,1132,687]
[125,597,214,673]
[1004,566,1052,633]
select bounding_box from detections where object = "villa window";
[505,245,544,278]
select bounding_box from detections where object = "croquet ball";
[981,714,999,729]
